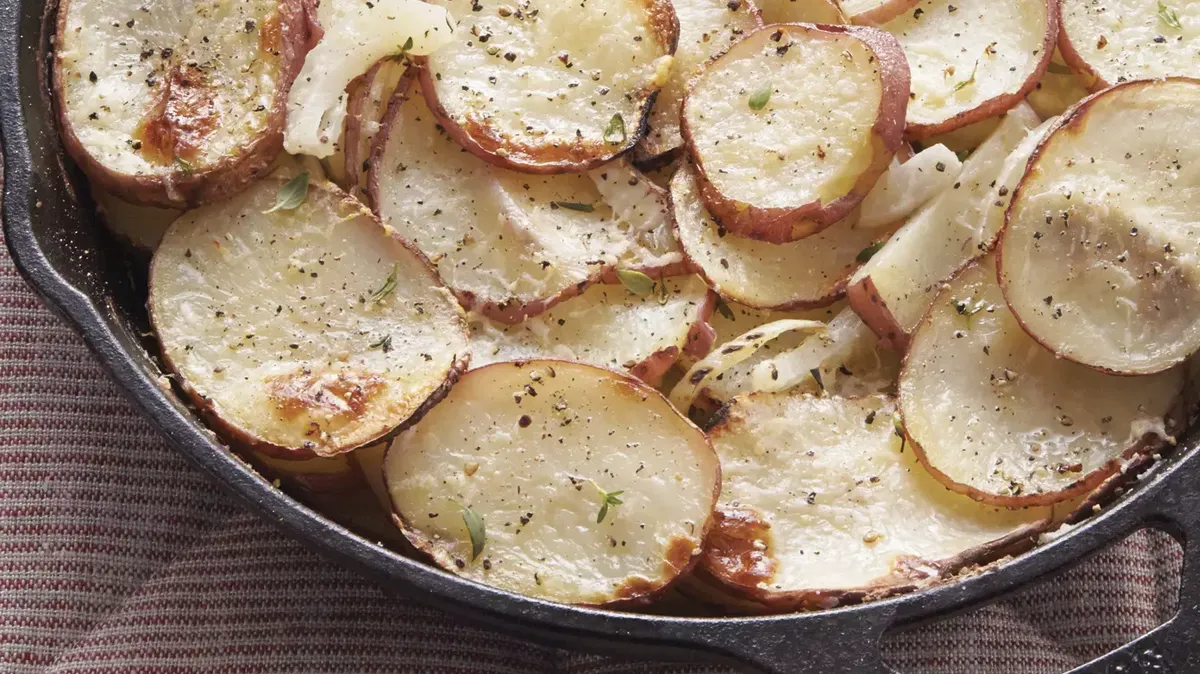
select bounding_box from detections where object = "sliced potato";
[1027,51,1089,120]
[282,0,451,157]
[699,302,843,405]
[748,307,899,396]
[149,178,468,458]
[92,188,179,252]
[880,0,1057,138]
[704,393,1057,608]
[900,256,1184,507]
[755,0,843,23]
[999,79,1200,376]
[672,163,901,310]
[468,276,715,387]
[682,23,910,242]
[54,0,308,208]
[344,58,408,202]
[847,103,1043,347]
[637,0,761,162]
[371,84,670,323]
[385,360,719,605]
[1059,0,1200,91]
[419,0,678,173]
[589,160,687,276]
[859,143,962,229]
[842,0,920,25]
[249,449,362,493]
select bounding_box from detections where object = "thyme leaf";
[263,172,309,214]
[367,263,400,303]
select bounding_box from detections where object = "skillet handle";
[1066,477,1200,674]
[683,608,899,674]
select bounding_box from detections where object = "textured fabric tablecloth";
[0,219,1184,673]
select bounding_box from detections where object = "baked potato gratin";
[55,0,1200,612]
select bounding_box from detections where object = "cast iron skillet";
[3,0,1200,669]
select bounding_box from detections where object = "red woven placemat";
[0,222,1181,673]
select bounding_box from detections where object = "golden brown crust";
[903,0,1060,140]
[699,398,1057,612]
[149,182,470,459]
[681,23,910,244]
[52,0,312,208]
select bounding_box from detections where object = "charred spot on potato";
[134,66,218,165]
[267,370,386,423]
[705,506,776,588]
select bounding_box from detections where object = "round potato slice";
[385,360,719,605]
[248,449,363,493]
[1060,0,1200,91]
[879,0,1057,139]
[92,187,179,252]
[637,0,762,162]
[681,23,909,242]
[371,82,681,324]
[418,0,678,173]
[842,0,920,25]
[468,276,715,387]
[704,393,1057,609]
[54,0,308,208]
[671,163,900,309]
[150,178,469,458]
[1000,79,1200,376]
[900,256,1184,507]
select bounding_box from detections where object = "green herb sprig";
[748,84,772,111]
[603,113,626,145]
[263,172,309,214]
[452,501,486,560]
[1159,1,1183,30]
[616,269,655,296]
[367,263,400,304]
[594,485,625,524]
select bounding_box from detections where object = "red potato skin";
[52,0,313,209]
[149,182,471,459]
[633,0,764,164]
[384,359,722,608]
[670,160,909,311]
[847,0,921,25]
[898,259,1185,508]
[344,59,408,205]
[628,289,717,386]
[416,0,680,175]
[681,23,910,244]
[367,78,680,324]
[699,401,1055,612]
[845,274,909,351]
[1054,2,1112,94]
[994,78,1200,377]
[903,0,1060,140]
